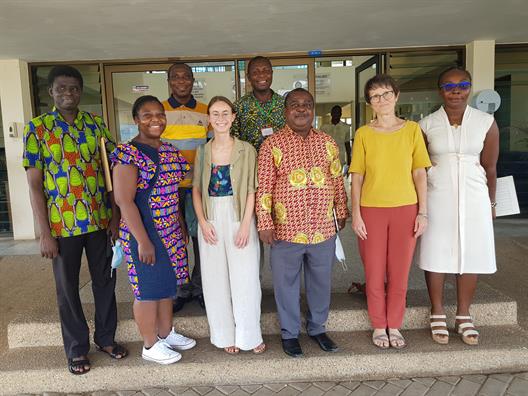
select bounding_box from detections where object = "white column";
[0,60,37,239]
[465,40,496,99]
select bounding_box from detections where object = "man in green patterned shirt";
[231,56,285,151]
[23,65,127,375]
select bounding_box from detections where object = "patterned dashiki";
[22,108,116,238]
[208,164,233,197]
[257,125,349,244]
[231,91,285,152]
[110,142,190,300]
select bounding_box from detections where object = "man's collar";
[283,124,318,137]
[250,90,276,104]
[168,95,197,109]
[51,106,83,123]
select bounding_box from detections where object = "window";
[495,46,528,214]
[31,64,103,117]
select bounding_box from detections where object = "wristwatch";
[491,202,498,208]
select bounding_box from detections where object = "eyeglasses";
[439,81,472,92]
[369,90,394,103]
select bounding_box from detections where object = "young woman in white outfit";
[192,96,266,355]
[418,67,499,346]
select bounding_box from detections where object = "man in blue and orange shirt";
[161,63,208,312]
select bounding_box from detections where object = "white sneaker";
[159,327,197,350]
[142,340,182,364]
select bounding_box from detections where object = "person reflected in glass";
[192,96,265,355]
[350,74,431,349]
[418,67,499,346]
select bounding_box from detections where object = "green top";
[22,109,116,238]
[231,91,286,151]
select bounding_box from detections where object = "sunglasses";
[439,81,472,92]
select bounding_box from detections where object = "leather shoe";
[281,338,303,358]
[195,294,205,309]
[172,296,190,313]
[310,333,338,352]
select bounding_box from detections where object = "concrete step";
[8,283,516,348]
[1,326,528,394]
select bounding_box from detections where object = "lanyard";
[254,95,277,123]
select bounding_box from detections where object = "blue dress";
[110,141,190,301]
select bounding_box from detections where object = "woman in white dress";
[418,67,499,346]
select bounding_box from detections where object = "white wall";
[0,60,36,239]
[466,40,495,98]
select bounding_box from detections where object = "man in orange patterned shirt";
[257,88,348,357]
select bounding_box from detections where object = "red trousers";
[358,204,418,329]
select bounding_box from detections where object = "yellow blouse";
[349,120,431,207]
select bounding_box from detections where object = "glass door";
[355,55,381,128]
[104,61,237,142]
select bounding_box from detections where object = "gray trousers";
[270,235,336,340]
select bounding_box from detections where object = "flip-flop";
[95,342,128,359]
[68,357,91,375]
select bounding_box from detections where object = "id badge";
[261,127,274,137]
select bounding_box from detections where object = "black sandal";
[95,342,128,359]
[68,357,91,375]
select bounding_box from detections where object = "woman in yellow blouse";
[350,74,431,349]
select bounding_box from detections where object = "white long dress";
[418,106,496,274]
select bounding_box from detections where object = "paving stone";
[452,379,482,396]
[463,375,488,385]
[363,381,386,390]
[142,389,163,396]
[293,386,323,396]
[168,388,190,396]
[513,372,528,381]
[151,391,172,396]
[275,386,300,396]
[506,377,528,395]
[490,373,514,384]
[324,385,352,396]
[411,378,436,387]
[263,383,287,393]
[387,380,412,389]
[437,376,461,385]
[43,393,62,396]
[227,391,251,396]
[424,381,453,396]
[91,392,118,396]
[340,382,361,391]
[399,382,429,396]
[203,391,225,396]
[313,382,337,391]
[253,388,278,396]
[375,383,404,396]
[349,385,376,396]
[240,386,262,394]
[289,383,311,392]
[117,392,140,396]
[216,386,240,395]
[479,377,509,395]
[178,391,200,396]
[192,388,214,396]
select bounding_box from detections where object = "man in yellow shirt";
[161,63,208,312]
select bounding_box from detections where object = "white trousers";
[198,196,263,350]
